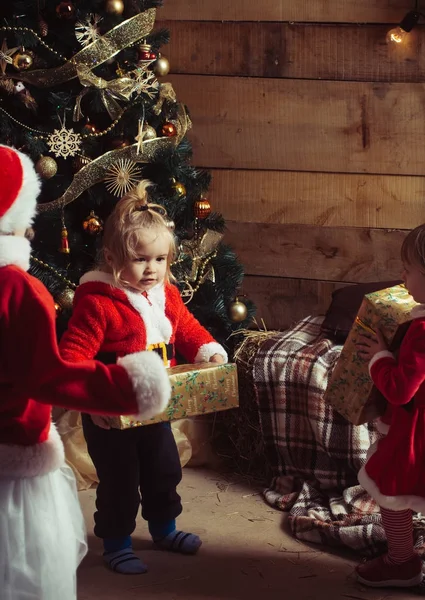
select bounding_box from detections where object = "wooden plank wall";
[157,1,425,329]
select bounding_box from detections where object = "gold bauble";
[105,0,125,15]
[83,210,103,235]
[172,180,186,198]
[229,299,248,323]
[143,125,157,140]
[153,56,170,77]
[194,199,211,219]
[12,50,34,71]
[35,156,58,180]
[54,302,62,315]
[56,288,75,311]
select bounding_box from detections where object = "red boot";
[356,554,423,588]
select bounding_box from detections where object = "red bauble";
[194,199,212,219]
[138,50,151,61]
[161,122,177,137]
[149,52,157,60]
[56,1,76,19]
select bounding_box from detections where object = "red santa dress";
[358,308,425,513]
[0,147,171,600]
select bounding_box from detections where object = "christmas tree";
[0,0,254,352]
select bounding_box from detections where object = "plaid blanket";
[253,316,425,557]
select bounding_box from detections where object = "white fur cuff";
[118,351,171,420]
[194,342,228,364]
[368,350,395,374]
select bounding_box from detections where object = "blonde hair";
[100,180,176,286]
[401,224,425,272]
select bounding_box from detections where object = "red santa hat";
[0,145,41,234]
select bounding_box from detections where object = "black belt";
[95,343,174,366]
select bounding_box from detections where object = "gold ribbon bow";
[74,65,137,121]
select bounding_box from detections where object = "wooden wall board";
[167,75,425,177]
[159,21,424,83]
[209,169,425,230]
[158,1,412,24]
[226,221,406,282]
[242,275,349,330]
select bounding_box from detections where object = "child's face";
[120,229,171,293]
[402,261,425,304]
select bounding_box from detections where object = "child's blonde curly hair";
[401,224,425,272]
[100,180,176,286]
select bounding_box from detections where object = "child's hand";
[355,330,388,362]
[210,354,225,364]
[91,414,112,429]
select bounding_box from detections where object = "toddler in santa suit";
[0,146,172,600]
[60,180,228,574]
[355,223,425,588]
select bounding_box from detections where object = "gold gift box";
[108,362,239,430]
[325,285,417,425]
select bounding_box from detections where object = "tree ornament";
[105,0,125,15]
[194,198,212,219]
[109,137,131,150]
[47,125,82,159]
[35,156,58,179]
[81,121,98,135]
[138,42,153,61]
[12,49,34,71]
[59,223,70,254]
[73,154,92,172]
[143,125,157,140]
[229,298,248,323]
[161,122,177,137]
[171,179,186,198]
[165,219,175,231]
[39,17,49,37]
[105,159,141,197]
[13,81,38,112]
[56,288,75,310]
[153,55,170,77]
[75,14,102,47]
[54,302,62,315]
[56,1,76,20]
[83,210,103,235]
[0,39,19,75]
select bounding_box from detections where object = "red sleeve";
[2,273,170,420]
[170,286,224,363]
[370,320,425,406]
[59,294,106,361]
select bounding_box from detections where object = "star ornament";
[135,119,146,154]
[0,39,19,75]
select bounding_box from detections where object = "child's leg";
[82,415,147,574]
[356,508,422,588]
[138,422,202,554]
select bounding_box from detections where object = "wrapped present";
[325,285,417,425]
[108,362,239,430]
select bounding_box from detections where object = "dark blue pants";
[82,415,182,539]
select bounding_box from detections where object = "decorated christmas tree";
[0,0,254,351]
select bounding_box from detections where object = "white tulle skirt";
[0,464,87,600]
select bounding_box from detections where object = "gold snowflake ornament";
[105,159,141,197]
[47,126,82,159]
[131,65,159,99]
[75,14,102,47]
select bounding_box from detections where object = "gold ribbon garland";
[38,102,188,213]
[6,9,156,87]
[74,65,138,121]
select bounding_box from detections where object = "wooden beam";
[167,75,425,176]
[226,221,406,282]
[242,275,349,330]
[159,21,424,82]
[209,169,425,230]
[158,1,412,24]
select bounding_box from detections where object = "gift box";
[108,362,239,430]
[325,285,417,425]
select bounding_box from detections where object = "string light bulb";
[386,10,421,44]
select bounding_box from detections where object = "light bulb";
[386,26,410,44]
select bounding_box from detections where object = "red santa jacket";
[59,270,227,369]
[0,236,171,478]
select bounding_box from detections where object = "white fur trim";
[0,149,40,234]
[0,235,31,271]
[194,342,228,364]
[411,304,425,319]
[358,458,425,513]
[80,271,172,345]
[0,424,65,479]
[118,351,171,420]
[368,350,395,374]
